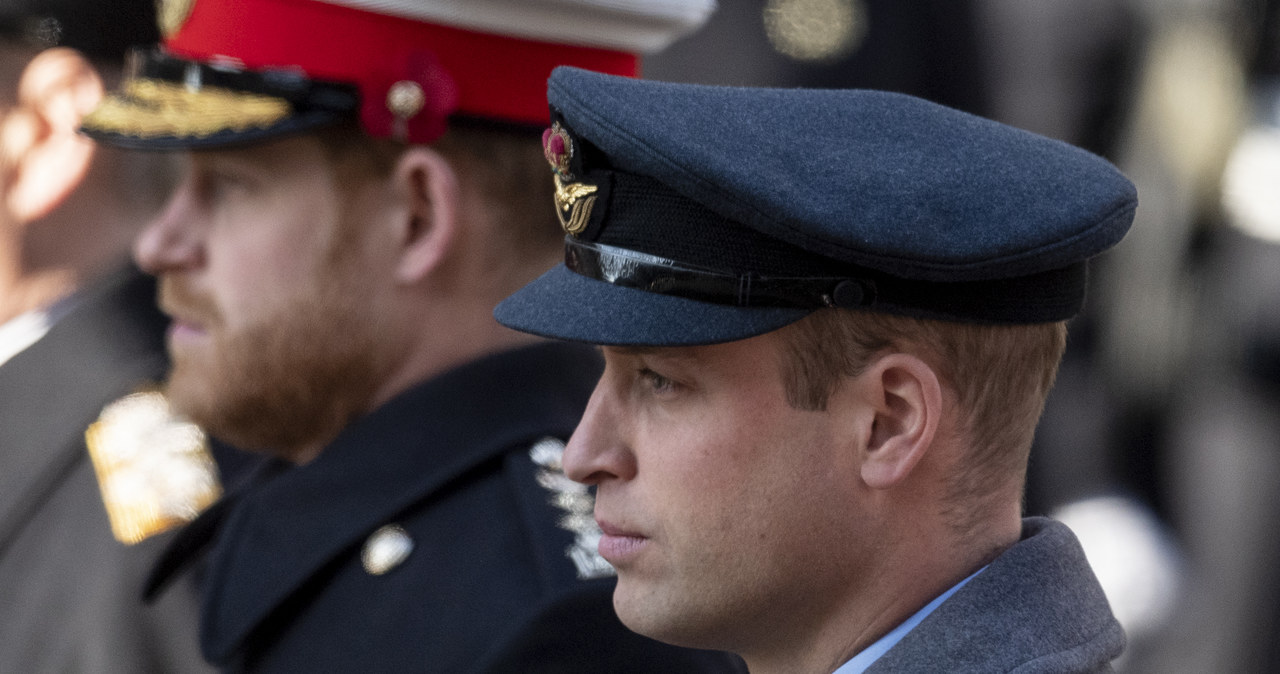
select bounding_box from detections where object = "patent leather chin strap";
[564,239,876,309]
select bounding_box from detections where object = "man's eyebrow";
[605,345,659,356]
[602,345,699,361]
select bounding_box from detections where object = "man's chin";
[612,579,743,654]
[162,387,267,454]
[163,357,252,443]
[162,363,347,458]
[162,369,221,436]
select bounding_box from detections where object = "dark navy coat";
[0,265,215,672]
[148,342,745,673]
[867,517,1125,673]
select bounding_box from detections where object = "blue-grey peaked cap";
[494,67,1137,347]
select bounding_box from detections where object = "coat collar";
[0,266,167,553]
[868,517,1125,672]
[197,341,602,663]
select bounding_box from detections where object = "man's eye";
[639,368,675,394]
[194,169,252,205]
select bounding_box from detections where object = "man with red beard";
[80,0,744,671]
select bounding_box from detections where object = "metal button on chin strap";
[831,279,869,308]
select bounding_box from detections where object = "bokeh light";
[763,0,866,63]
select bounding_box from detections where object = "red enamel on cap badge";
[544,122,598,235]
[543,122,574,178]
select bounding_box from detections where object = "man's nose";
[563,380,637,486]
[133,180,204,274]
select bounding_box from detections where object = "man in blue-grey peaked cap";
[495,66,1134,673]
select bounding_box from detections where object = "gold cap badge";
[85,390,222,544]
[543,123,598,236]
[543,123,574,178]
[553,176,599,236]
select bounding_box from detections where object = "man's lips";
[597,519,649,564]
[165,314,210,343]
[158,279,220,339]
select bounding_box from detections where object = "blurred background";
[646,1,1280,672]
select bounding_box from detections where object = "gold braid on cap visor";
[82,78,291,139]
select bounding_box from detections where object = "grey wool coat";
[0,266,213,673]
[867,517,1125,673]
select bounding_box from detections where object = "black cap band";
[567,239,877,309]
[564,167,1089,324]
[565,237,1087,323]
[131,50,360,112]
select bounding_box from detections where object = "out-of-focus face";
[563,332,875,656]
[133,135,390,458]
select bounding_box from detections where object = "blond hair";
[780,309,1067,532]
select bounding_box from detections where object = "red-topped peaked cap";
[81,0,716,148]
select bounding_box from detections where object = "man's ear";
[389,145,460,284]
[3,47,102,222]
[856,353,943,489]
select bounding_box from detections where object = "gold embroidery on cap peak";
[553,174,598,236]
[81,78,291,140]
[85,390,221,544]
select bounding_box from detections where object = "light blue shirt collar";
[831,566,987,674]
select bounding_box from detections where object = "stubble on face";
[595,336,870,658]
[159,240,386,460]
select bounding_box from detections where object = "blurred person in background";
[0,0,233,671]
[644,0,990,115]
[82,0,744,671]
[1127,1,1280,671]
[970,2,1186,665]
[982,0,1280,670]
